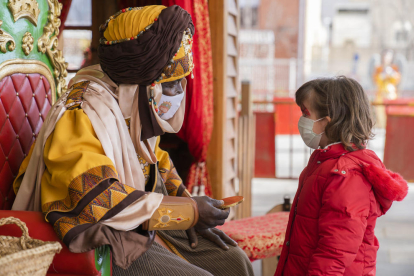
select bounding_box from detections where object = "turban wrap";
[98,5,195,140]
[98,5,194,85]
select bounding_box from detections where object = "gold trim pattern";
[22,32,34,55]
[0,59,57,103]
[8,0,41,26]
[0,20,16,53]
[37,0,68,97]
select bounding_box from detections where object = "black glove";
[186,227,238,250]
[186,196,238,250]
[191,196,229,229]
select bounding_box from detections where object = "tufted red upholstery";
[0,73,52,210]
[0,72,107,275]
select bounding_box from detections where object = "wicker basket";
[0,217,62,276]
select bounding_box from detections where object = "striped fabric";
[113,242,212,276]
[113,165,254,275]
[113,235,254,276]
[157,229,254,276]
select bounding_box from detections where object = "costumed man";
[12,5,253,276]
[373,49,401,128]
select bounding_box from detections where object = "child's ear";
[326,116,332,123]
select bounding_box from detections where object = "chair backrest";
[0,65,54,210]
[0,0,67,210]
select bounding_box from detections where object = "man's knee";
[226,245,251,263]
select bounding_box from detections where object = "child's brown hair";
[295,76,374,151]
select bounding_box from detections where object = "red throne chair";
[0,60,110,275]
[0,1,111,273]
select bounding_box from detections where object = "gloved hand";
[187,196,238,250]
[186,227,237,250]
[191,196,229,229]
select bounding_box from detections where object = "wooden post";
[90,0,117,64]
[241,80,253,117]
[237,81,255,219]
[207,0,228,200]
[207,0,240,203]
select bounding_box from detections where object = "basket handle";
[0,217,31,250]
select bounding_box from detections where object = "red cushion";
[0,73,108,275]
[0,73,52,210]
[0,210,100,275]
[217,212,289,260]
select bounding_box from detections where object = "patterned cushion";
[0,73,52,210]
[217,212,289,260]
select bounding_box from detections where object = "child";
[275,76,408,276]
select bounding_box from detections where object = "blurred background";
[238,0,414,275]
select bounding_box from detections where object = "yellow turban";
[99,5,194,85]
[104,6,166,42]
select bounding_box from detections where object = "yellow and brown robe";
[13,82,185,244]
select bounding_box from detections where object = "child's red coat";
[275,143,408,276]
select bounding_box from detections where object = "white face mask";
[157,92,185,120]
[298,116,325,149]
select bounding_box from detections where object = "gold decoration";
[22,32,34,55]
[7,0,41,26]
[0,59,57,104]
[0,20,16,53]
[152,208,190,228]
[37,0,68,97]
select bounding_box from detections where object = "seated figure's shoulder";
[65,81,91,110]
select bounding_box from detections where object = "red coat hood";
[330,146,409,214]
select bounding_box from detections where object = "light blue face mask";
[298,116,325,149]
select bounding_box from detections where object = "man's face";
[161,78,184,96]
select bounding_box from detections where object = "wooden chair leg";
[261,256,278,276]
